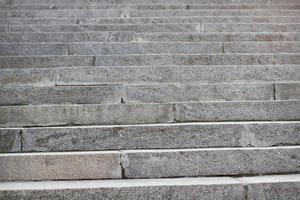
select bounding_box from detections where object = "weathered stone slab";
[21,123,246,151]
[0,32,135,42]
[0,55,94,69]
[275,83,300,100]
[0,103,174,127]
[77,16,300,25]
[0,151,121,181]
[275,54,300,64]
[0,18,76,25]
[0,25,7,32]
[57,65,300,85]
[121,146,300,178]
[20,122,300,152]
[0,85,125,105]
[224,42,300,53]
[95,54,275,66]
[0,68,56,86]
[9,24,198,32]
[0,129,21,152]
[69,42,222,55]
[0,43,68,56]
[239,174,300,200]
[203,23,300,32]
[175,100,300,122]
[247,122,300,147]
[0,177,244,200]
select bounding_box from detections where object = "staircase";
[0,0,300,199]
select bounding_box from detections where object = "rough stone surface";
[121,147,300,178]
[275,83,300,100]
[0,177,245,200]
[0,103,174,127]
[57,65,300,85]
[0,68,56,86]
[0,43,68,56]
[0,55,94,69]
[0,151,121,181]
[175,100,300,122]
[0,83,274,105]
[239,175,300,200]
[69,42,222,55]
[19,122,300,152]
[0,128,21,152]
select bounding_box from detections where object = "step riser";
[0,101,299,127]
[1,32,300,43]
[0,152,121,181]
[2,4,300,10]
[122,147,300,178]
[2,65,299,87]
[1,175,299,200]
[6,24,300,33]
[2,16,300,25]
[1,122,299,152]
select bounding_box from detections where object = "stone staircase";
[0,0,299,199]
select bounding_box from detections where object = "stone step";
[0,146,298,180]
[0,100,299,127]
[0,83,277,105]
[1,3,300,10]
[2,9,300,19]
[0,0,298,5]
[0,174,299,200]
[0,54,298,69]
[1,65,299,87]
[1,42,299,56]
[6,23,300,33]
[0,151,122,181]
[0,121,299,152]
[2,16,300,25]
[1,83,297,106]
[121,146,300,178]
[2,32,300,43]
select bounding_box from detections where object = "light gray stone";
[0,177,245,200]
[0,68,56,86]
[275,54,300,64]
[57,65,300,85]
[0,129,21,152]
[0,18,76,25]
[175,100,300,122]
[203,23,300,32]
[69,42,222,55]
[239,175,300,200]
[121,146,300,178]
[275,83,300,100]
[77,16,300,25]
[0,85,125,105]
[0,103,174,127]
[0,25,7,32]
[224,42,300,53]
[95,54,275,66]
[0,151,121,181]
[0,55,94,69]
[9,24,198,32]
[21,123,246,151]
[0,43,68,56]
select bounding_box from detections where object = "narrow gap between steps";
[273,83,277,100]
[243,185,249,200]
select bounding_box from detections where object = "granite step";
[0,100,299,127]
[0,146,298,180]
[6,23,300,33]
[1,121,299,152]
[0,174,299,200]
[1,65,299,87]
[1,0,299,5]
[0,83,277,105]
[1,3,300,10]
[2,16,300,25]
[2,32,300,43]
[1,83,298,106]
